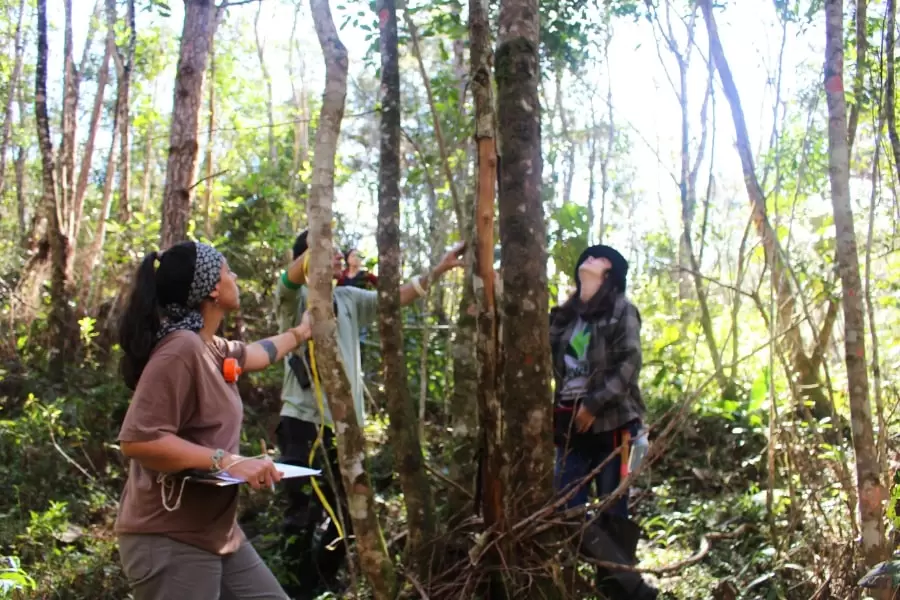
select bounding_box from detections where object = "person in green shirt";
[274,229,464,597]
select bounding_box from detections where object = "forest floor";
[0,363,865,599]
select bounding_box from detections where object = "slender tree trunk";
[866,90,887,480]
[469,0,503,536]
[586,114,597,244]
[36,0,71,379]
[405,10,464,234]
[555,69,575,206]
[59,0,78,257]
[497,0,552,531]
[73,4,114,249]
[254,0,276,165]
[0,0,27,198]
[375,0,435,570]
[446,7,479,522]
[160,0,218,249]
[288,1,303,192]
[700,0,837,426]
[116,0,136,222]
[664,9,728,395]
[448,253,478,520]
[307,1,395,597]
[823,0,887,576]
[15,85,28,240]
[598,29,613,243]
[676,23,695,303]
[140,81,159,213]
[886,0,900,183]
[847,0,867,153]
[203,36,215,237]
[81,90,120,290]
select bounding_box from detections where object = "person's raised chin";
[577,255,611,303]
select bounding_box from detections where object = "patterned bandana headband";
[156,242,225,342]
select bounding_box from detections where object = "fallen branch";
[403,569,431,599]
[49,427,95,481]
[582,523,752,576]
[425,461,474,500]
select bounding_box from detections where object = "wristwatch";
[211,448,227,472]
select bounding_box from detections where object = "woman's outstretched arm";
[243,311,312,372]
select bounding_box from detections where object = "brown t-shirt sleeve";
[209,336,247,369]
[118,351,196,443]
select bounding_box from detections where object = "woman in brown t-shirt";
[115,241,311,600]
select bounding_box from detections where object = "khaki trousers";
[118,534,288,600]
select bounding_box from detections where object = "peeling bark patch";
[348,492,368,520]
[349,452,366,480]
[332,401,347,421]
[825,74,843,93]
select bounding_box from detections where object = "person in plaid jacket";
[550,243,646,517]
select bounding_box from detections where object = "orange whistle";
[223,357,242,383]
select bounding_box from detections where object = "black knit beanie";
[574,244,628,294]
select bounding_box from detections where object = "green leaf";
[748,366,769,413]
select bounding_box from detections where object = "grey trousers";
[118,534,288,600]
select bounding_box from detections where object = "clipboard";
[182,463,321,487]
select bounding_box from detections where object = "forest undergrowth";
[0,348,877,600]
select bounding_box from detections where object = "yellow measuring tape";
[299,253,345,543]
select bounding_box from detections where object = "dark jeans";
[554,420,657,600]
[276,416,350,592]
[553,419,641,518]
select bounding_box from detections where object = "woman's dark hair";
[344,247,358,264]
[553,277,620,325]
[118,242,198,390]
[292,230,309,260]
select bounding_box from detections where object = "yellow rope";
[307,340,345,543]
[299,250,345,543]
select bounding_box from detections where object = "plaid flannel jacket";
[550,294,646,434]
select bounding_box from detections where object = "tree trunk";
[288,1,303,193]
[700,0,837,426]
[36,0,71,379]
[598,30,613,243]
[307,0,395,597]
[160,0,218,249]
[0,0,26,199]
[886,0,900,183]
[81,87,120,292]
[73,3,114,249]
[203,36,215,237]
[448,255,478,520]
[140,81,159,213]
[823,0,887,575]
[59,0,78,256]
[676,20,695,303]
[254,0,276,165]
[374,0,435,570]
[846,0,867,154]
[445,7,479,522]
[116,0,136,222]
[15,84,28,240]
[496,0,552,539]
[405,9,464,235]
[469,0,504,536]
